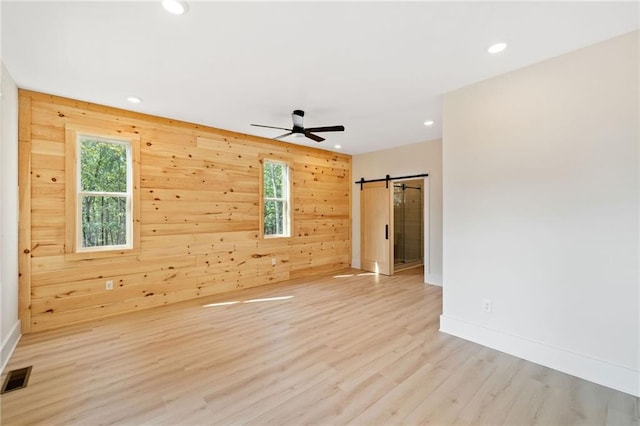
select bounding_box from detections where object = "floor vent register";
[1,366,32,394]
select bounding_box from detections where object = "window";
[65,127,140,256]
[77,135,132,250]
[262,160,290,238]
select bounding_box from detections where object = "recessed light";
[424,120,434,126]
[127,96,142,104]
[334,144,342,150]
[162,0,188,15]
[488,42,507,54]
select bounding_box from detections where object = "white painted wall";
[1,62,20,372]
[352,139,442,285]
[441,31,639,396]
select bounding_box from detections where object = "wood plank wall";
[18,90,351,333]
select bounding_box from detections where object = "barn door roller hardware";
[355,173,429,190]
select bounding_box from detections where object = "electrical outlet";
[106,280,114,290]
[271,257,277,266]
[482,298,492,313]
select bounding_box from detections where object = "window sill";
[64,247,140,261]
[263,234,291,240]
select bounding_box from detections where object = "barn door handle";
[385,224,389,240]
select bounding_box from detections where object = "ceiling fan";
[251,110,345,143]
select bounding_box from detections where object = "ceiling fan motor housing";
[292,109,305,131]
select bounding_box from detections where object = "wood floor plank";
[1,268,638,425]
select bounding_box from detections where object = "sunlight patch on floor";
[203,301,240,308]
[244,296,293,303]
[203,296,294,308]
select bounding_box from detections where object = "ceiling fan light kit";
[251,110,345,143]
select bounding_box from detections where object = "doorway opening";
[359,174,429,280]
[393,179,423,273]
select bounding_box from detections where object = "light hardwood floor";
[2,269,638,425]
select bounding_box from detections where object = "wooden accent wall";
[18,90,351,333]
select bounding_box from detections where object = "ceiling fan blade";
[274,132,293,140]
[251,124,292,131]
[304,132,325,143]
[304,125,345,133]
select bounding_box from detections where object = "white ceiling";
[2,1,638,155]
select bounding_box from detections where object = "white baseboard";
[1,320,21,374]
[425,274,442,286]
[440,315,639,397]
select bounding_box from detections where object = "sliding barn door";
[360,181,393,275]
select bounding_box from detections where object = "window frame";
[260,158,292,239]
[65,126,140,259]
[76,136,132,252]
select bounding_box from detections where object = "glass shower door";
[393,180,423,270]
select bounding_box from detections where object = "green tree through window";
[263,160,290,237]
[78,136,131,249]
